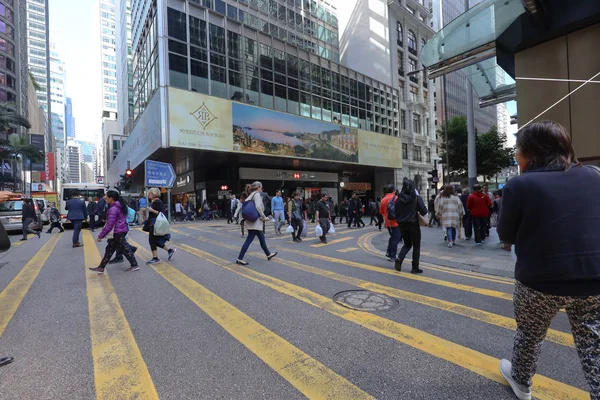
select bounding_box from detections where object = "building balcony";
[423,81,428,89]
[398,68,405,76]
[397,39,403,47]
[409,75,418,84]
[408,47,418,56]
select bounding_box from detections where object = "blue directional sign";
[145,160,176,188]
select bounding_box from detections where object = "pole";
[465,0,477,187]
[442,75,451,184]
[167,188,172,223]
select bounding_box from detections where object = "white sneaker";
[448,242,453,248]
[499,359,531,400]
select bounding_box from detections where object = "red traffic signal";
[293,173,300,179]
[220,185,229,190]
[125,169,133,176]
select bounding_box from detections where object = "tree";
[439,116,515,182]
[1,134,44,191]
[0,103,31,132]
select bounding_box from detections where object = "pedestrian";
[138,194,147,224]
[96,196,107,224]
[288,191,305,242]
[327,197,336,225]
[89,190,139,274]
[369,198,378,225]
[129,197,139,224]
[175,200,183,222]
[21,198,41,241]
[394,179,427,274]
[459,188,472,240]
[493,189,503,227]
[427,195,439,227]
[234,192,248,237]
[200,200,210,221]
[375,197,383,230]
[496,120,600,400]
[228,194,238,224]
[315,192,331,244]
[482,184,494,237]
[436,185,465,248]
[235,181,277,265]
[380,184,400,261]
[260,189,271,234]
[144,187,176,264]
[466,184,492,246]
[45,202,64,233]
[355,195,365,227]
[271,190,285,234]
[347,192,357,228]
[66,190,87,248]
[87,197,98,232]
[185,200,195,221]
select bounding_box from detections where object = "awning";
[421,0,526,106]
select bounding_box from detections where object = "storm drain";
[333,290,400,312]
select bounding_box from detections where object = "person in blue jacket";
[65,190,88,248]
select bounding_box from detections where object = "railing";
[408,47,417,56]
[397,39,403,46]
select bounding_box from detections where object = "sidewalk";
[369,225,516,278]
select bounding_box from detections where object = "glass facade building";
[100,0,118,114]
[26,0,50,113]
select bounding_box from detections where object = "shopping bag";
[301,220,307,237]
[285,224,294,233]
[459,225,465,240]
[328,224,335,234]
[315,224,323,237]
[154,212,170,236]
[418,213,428,227]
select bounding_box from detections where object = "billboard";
[30,134,45,172]
[168,88,401,169]
[41,152,55,181]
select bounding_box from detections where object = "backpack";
[126,206,136,224]
[387,195,398,220]
[241,194,260,222]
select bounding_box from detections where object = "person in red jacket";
[466,184,492,245]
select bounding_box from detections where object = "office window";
[189,16,207,48]
[167,8,186,41]
[413,113,421,134]
[408,58,417,72]
[396,22,402,44]
[215,0,226,14]
[209,24,225,54]
[426,148,431,163]
[413,146,422,162]
[401,109,406,129]
[169,53,188,89]
[227,5,237,19]
[402,143,408,160]
[408,30,417,54]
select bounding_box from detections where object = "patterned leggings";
[511,281,600,398]
[99,233,138,268]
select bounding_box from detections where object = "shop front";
[171,171,196,217]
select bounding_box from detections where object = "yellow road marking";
[174,242,587,400]
[128,240,373,400]
[337,247,359,253]
[82,231,158,400]
[172,232,573,348]
[358,230,515,285]
[0,234,61,336]
[311,236,354,248]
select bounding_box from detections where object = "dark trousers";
[319,218,330,240]
[331,216,336,224]
[47,221,64,233]
[376,214,383,230]
[227,209,234,223]
[238,230,270,260]
[370,213,377,224]
[387,226,401,258]
[397,222,421,270]
[472,217,487,244]
[99,233,137,268]
[148,230,166,251]
[291,217,303,240]
[347,213,355,228]
[462,214,472,239]
[72,219,83,245]
[89,215,96,231]
[355,212,365,227]
[114,238,134,260]
[429,212,440,226]
[22,218,36,239]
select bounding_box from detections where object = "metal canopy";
[421,0,526,106]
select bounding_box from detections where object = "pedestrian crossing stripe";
[311,237,354,248]
[127,240,374,400]
[173,242,587,400]
[337,247,358,253]
[0,234,61,337]
[83,231,158,400]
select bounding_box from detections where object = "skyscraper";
[49,41,66,145]
[26,0,51,114]
[338,0,438,191]
[65,97,76,139]
[100,0,118,114]
[431,0,497,134]
[66,141,82,183]
[116,0,133,136]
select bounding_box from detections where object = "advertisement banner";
[169,87,233,151]
[168,89,401,169]
[41,152,55,181]
[30,134,45,172]
[357,129,402,169]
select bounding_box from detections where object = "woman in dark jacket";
[394,179,427,274]
[497,121,600,400]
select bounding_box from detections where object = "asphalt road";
[0,219,591,399]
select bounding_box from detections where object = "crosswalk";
[0,222,591,399]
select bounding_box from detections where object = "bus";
[60,183,106,224]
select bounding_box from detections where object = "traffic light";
[427,169,439,184]
[220,185,229,191]
[118,169,133,191]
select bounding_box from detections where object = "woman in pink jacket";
[89,190,139,273]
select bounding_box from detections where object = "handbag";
[418,213,428,227]
[301,220,307,237]
[241,194,259,222]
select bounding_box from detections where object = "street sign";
[145,160,176,188]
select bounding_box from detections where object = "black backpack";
[387,195,398,220]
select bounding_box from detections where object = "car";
[0,198,43,232]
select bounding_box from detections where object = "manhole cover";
[333,290,400,312]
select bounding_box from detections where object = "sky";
[49,0,101,144]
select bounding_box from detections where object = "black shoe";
[293,238,300,243]
[59,230,65,233]
[267,252,278,261]
[385,252,390,258]
[236,259,249,266]
[36,231,41,238]
[411,268,424,274]
[20,238,27,241]
[394,258,402,271]
[46,231,51,234]
[297,237,302,242]
[0,356,14,367]
[108,258,124,264]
